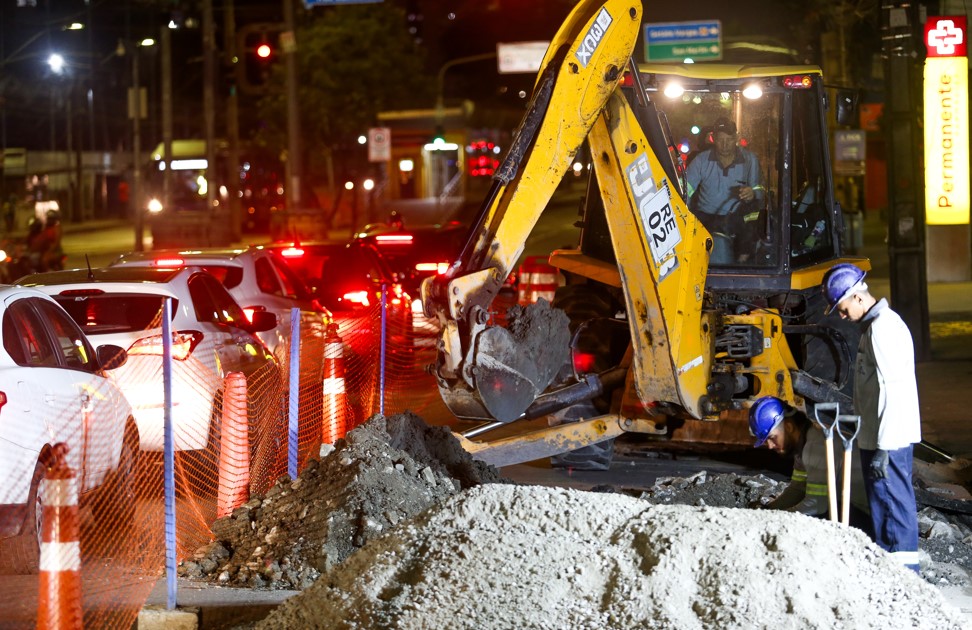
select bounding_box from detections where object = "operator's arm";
[739,151,765,204]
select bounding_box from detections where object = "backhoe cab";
[421,0,867,466]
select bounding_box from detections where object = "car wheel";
[102,421,139,533]
[0,460,45,574]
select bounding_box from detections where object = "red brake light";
[619,72,634,88]
[59,289,105,297]
[128,331,203,361]
[280,247,304,258]
[782,75,813,89]
[154,257,185,267]
[342,291,370,307]
[415,262,450,275]
[0,391,6,411]
[375,234,413,245]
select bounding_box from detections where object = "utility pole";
[881,2,931,360]
[203,0,217,222]
[283,0,301,212]
[161,25,173,221]
[225,0,241,241]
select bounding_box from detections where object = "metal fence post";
[379,283,387,416]
[162,297,176,609]
[288,307,300,481]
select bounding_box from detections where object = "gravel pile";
[255,484,968,630]
[179,412,502,589]
[636,470,972,588]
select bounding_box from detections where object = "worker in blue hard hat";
[750,396,871,535]
[822,262,922,573]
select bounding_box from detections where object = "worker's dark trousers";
[860,446,920,573]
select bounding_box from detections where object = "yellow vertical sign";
[924,56,971,224]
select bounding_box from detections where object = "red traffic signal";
[256,43,272,59]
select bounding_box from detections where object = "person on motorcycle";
[27,210,64,272]
[684,116,765,264]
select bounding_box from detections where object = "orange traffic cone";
[36,442,83,630]
[517,255,559,305]
[322,324,348,443]
[217,372,249,519]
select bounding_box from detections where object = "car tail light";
[375,234,413,245]
[128,330,203,361]
[280,246,304,258]
[59,288,106,297]
[415,262,450,275]
[572,351,596,374]
[154,257,186,267]
[342,290,370,307]
[0,391,6,412]
[243,305,266,323]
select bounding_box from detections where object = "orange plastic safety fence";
[0,291,484,627]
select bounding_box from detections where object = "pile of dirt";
[636,470,972,588]
[255,484,967,629]
[179,412,502,589]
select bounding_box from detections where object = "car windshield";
[54,294,176,333]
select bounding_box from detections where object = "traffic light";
[237,22,283,94]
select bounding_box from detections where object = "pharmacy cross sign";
[925,17,967,58]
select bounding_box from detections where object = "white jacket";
[853,298,922,450]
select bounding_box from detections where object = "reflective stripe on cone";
[217,372,249,518]
[322,324,347,443]
[36,443,83,630]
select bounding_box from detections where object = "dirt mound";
[179,412,502,589]
[256,484,968,630]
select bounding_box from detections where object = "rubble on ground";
[255,484,968,630]
[179,412,502,590]
[637,470,972,588]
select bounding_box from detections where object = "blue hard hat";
[822,263,866,315]
[749,396,785,447]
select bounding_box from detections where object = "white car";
[19,266,281,453]
[109,247,331,366]
[0,285,135,558]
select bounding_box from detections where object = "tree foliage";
[254,3,434,172]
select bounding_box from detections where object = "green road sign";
[643,20,722,62]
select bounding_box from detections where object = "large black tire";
[548,282,625,471]
[799,291,860,404]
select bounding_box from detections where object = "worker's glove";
[870,449,889,480]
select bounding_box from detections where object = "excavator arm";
[423,0,647,423]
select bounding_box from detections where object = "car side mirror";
[97,344,128,370]
[247,310,278,333]
[835,89,859,126]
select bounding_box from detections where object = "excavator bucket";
[472,300,571,423]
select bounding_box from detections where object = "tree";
[253,3,434,191]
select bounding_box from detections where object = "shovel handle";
[836,414,861,449]
[824,433,838,523]
[841,447,853,526]
[814,402,840,438]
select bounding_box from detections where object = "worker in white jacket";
[823,263,922,573]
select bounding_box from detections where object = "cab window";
[790,89,837,267]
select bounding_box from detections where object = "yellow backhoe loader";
[421,0,868,468]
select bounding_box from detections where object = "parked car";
[18,267,281,455]
[109,247,332,367]
[352,222,467,345]
[0,285,135,564]
[262,240,415,356]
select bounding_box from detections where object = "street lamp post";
[119,37,154,251]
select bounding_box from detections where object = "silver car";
[19,267,281,453]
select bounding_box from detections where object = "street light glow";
[47,53,65,74]
[140,38,156,48]
[357,135,367,144]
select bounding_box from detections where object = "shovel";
[836,414,862,527]
[813,402,840,523]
